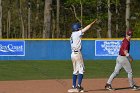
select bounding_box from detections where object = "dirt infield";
[0,78,140,93]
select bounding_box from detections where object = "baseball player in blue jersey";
[68,19,97,92]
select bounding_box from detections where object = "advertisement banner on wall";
[95,40,121,56]
[0,40,25,56]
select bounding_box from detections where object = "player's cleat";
[68,86,79,92]
[105,83,114,90]
[77,85,84,92]
[72,85,76,89]
[131,85,139,90]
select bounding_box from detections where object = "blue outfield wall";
[0,39,140,60]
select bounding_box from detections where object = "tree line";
[0,0,140,39]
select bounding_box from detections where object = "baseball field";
[0,60,140,93]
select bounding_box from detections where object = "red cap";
[126,29,133,36]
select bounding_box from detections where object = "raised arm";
[81,19,97,33]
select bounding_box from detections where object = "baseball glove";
[127,56,133,63]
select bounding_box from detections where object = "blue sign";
[95,40,121,56]
[0,40,25,56]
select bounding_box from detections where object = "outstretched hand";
[90,19,98,26]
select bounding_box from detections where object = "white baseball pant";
[107,55,135,87]
[71,51,85,75]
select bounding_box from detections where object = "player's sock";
[72,74,77,88]
[78,74,83,86]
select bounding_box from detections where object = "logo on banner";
[0,41,25,56]
[95,40,121,56]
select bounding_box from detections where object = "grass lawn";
[0,60,139,81]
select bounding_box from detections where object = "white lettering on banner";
[0,44,23,52]
[101,41,121,55]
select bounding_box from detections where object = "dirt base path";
[0,78,140,93]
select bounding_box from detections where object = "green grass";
[0,60,139,81]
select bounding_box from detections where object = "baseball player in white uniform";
[68,19,97,92]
